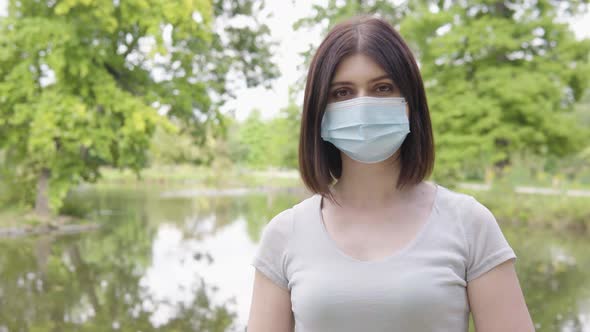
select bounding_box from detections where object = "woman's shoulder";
[433,184,516,279]
[433,183,498,227]
[434,183,477,210]
[252,196,318,290]
[262,193,318,236]
[263,207,295,239]
[435,183,501,231]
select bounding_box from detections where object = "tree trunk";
[34,167,51,218]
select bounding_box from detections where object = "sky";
[0,0,589,122]
[217,0,325,121]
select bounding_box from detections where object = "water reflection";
[0,186,588,331]
[503,224,590,331]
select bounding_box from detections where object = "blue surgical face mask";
[320,96,410,164]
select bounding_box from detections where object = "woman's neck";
[330,153,412,209]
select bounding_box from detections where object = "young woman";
[247,14,534,332]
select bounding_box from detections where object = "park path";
[458,183,590,197]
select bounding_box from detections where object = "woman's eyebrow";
[330,74,391,87]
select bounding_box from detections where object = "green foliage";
[293,0,590,185]
[400,0,590,181]
[0,149,36,208]
[235,109,272,168]
[148,123,210,166]
[272,101,301,169]
[223,87,301,169]
[0,0,279,214]
[227,92,301,170]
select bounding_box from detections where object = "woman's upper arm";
[248,269,294,332]
[467,259,535,332]
[461,195,534,331]
[247,208,295,331]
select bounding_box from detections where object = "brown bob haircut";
[298,14,435,201]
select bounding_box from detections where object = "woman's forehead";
[331,54,390,85]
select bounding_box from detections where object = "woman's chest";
[289,256,469,332]
[286,230,470,331]
[291,253,467,306]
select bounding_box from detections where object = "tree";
[235,109,271,169]
[225,85,301,170]
[292,0,590,184]
[269,85,301,169]
[0,0,279,217]
[400,0,590,182]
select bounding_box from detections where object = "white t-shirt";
[251,182,517,332]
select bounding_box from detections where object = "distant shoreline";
[0,221,101,239]
[1,180,588,238]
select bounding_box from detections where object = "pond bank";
[0,222,101,239]
[0,210,100,239]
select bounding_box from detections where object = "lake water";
[0,185,588,331]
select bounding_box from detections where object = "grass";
[96,164,303,189]
[461,183,590,232]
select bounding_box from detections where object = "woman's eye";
[333,89,349,98]
[377,84,393,92]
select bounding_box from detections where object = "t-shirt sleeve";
[250,208,293,290]
[463,196,517,282]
